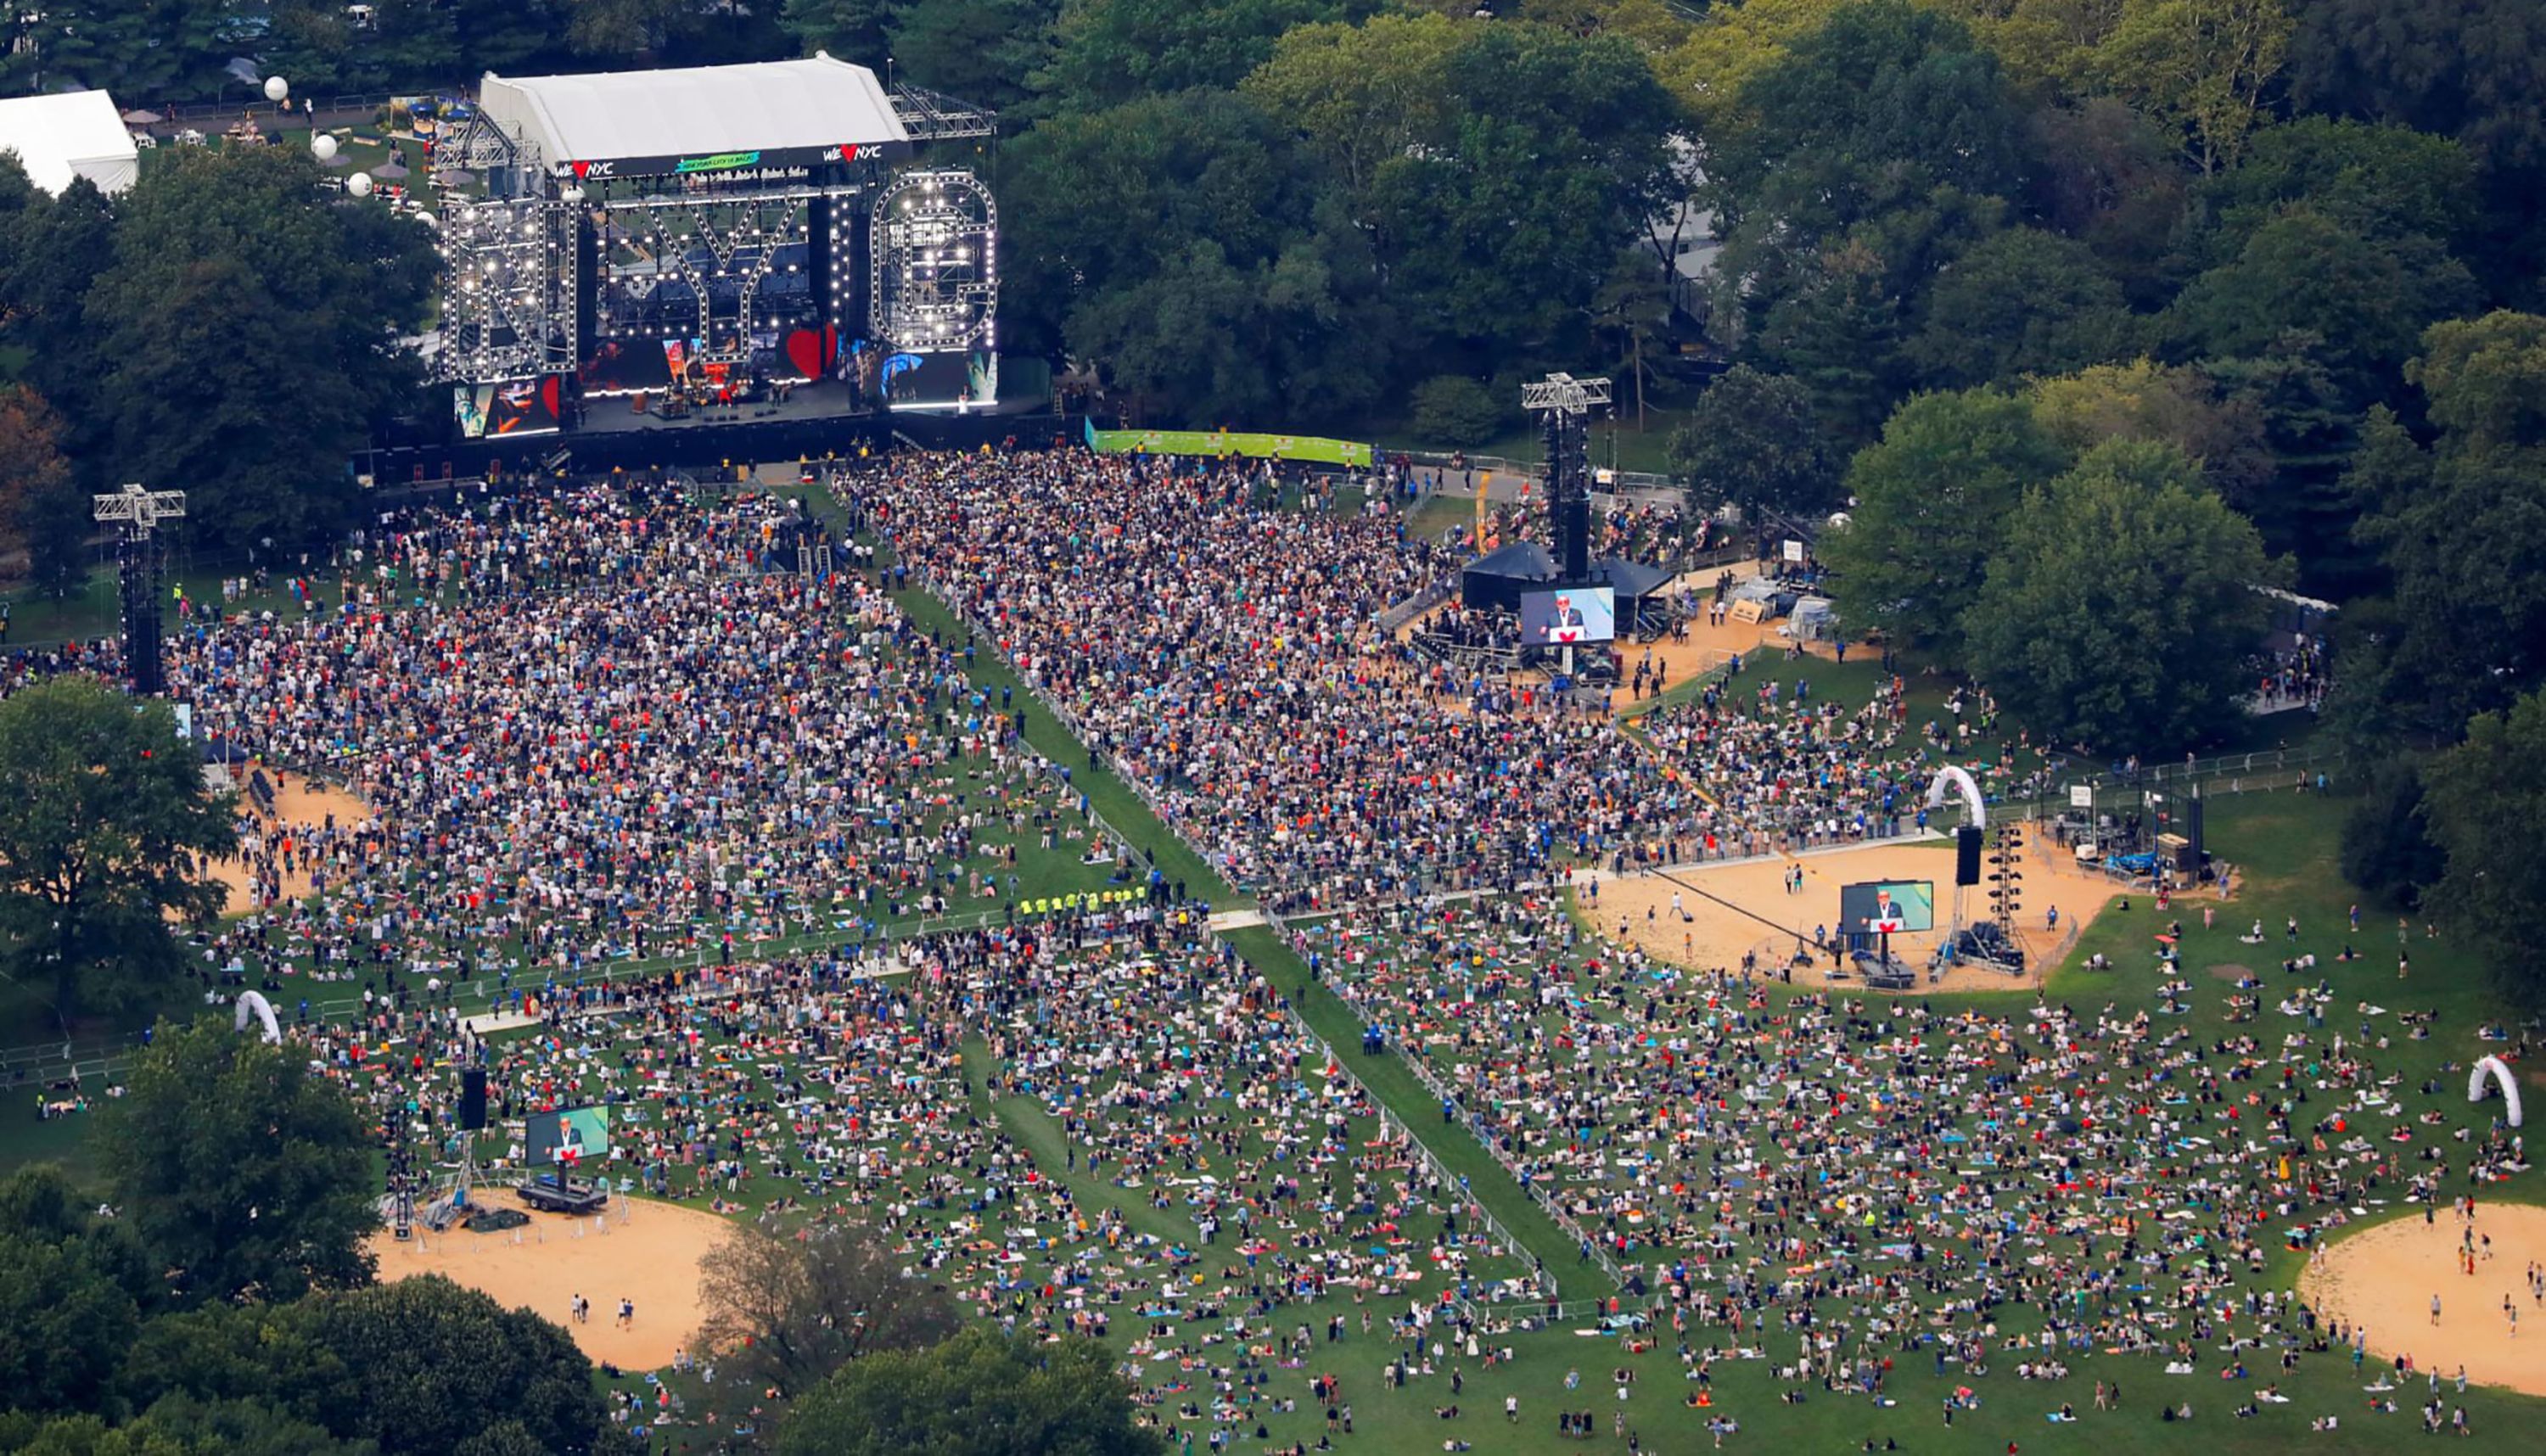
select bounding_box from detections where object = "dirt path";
[369,1198,734,1370]
[205,770,373,916]
[2299,1203,2546,1395]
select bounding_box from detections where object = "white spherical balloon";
[412,210,435,228]
[311,133,338,161]
[264,76,289,103]
[346,171,373,197]
[560,186,585,204]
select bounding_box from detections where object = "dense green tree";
[2341,315,2546,744]
[2025,98,2190,309]
[0,384,88,596]
[2088,0,2291,175]
[1668,365,1836,520]
[0,680,234,1028]
[1704,0,2028,246]
[996,90,1376,421]
[96,1017,376,1307]
[780,0,898,59]
[0,1166,157,1415]
[2166,206,2479,408]
[1409,376,1508,449]
[777,1326,1161,1456]
[1249,18,1680,373]
[1753,240,1905,452]
[1961,437,2281,751]
[83,146,435,557]
[2,0,244,101]
[283,1279,631,1456]
[1,176,118,488]
[1039,0,1379,112]
[2289,0,2546,168]
[2187,116,2478,267]
[2339,761,2438,912]
[1905,227,2137,388]
[698,1224,960,1402]
[2027,358,2273,501]
[2422,686,2546,1003]
[889,0,1061,111]
[0,1399,362,1456]
[2203,333,2370,594]
[116,1279,636,1455]
[1820,386,2070,652]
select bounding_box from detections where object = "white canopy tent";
[477,53,910,176]
[0,89,140,196]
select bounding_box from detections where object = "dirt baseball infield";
[2299,1203,2546,1395]
[369,1198,735,1370]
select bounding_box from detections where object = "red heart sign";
[841,143,860,162]
[571,160,591,179]
[784,328,822,379]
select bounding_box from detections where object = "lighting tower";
[92,484,187,696]
[1520,372,1610,582]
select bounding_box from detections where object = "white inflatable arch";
[2468,1055,2523,1128]
[1924,765,1988,830]
[235,989,282,1044]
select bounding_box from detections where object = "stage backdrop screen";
[453,384,491,440]
[527,1105,611,1166]
[485,378,561,437]
[1518,586,1616,647]
[1840,881,1935,934]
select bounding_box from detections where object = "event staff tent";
[0,90,139,196]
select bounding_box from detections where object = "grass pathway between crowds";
[883,575,1591,1291]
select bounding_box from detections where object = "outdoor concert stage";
[411,55,1007,465]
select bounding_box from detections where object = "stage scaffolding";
[428,75,1001,401]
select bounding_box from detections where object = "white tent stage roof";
[0,89,139,196]
[479,53,911,177]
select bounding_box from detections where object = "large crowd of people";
[149,479,1124,998]
[839,451,2049,915]
[13,446,2521,1453]
[1290,888,2532,1410]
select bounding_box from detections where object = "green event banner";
[1084,421,1373,468]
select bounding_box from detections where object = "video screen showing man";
[526,1105,611,1167]
[1839,881,1935,935]
[1519,585,1617,647]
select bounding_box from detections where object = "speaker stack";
[1955,826,1983,888]
[460,1067,489,1132]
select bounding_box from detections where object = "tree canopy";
[777,1326,1161,1456]
[1961,436,2282,750]
[2422,686,2546,1005]
[1820,387,2071,654]
[0,679,235,1027]
[95,1016,378,1307]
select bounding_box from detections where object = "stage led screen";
[452,384,491,440]
[1519,586,1616,647]
[879,349,995,409]
[527,1105,611,1166]
[1840,881,1935,935]
[485,378,562,437]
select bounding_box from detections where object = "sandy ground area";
[2299,1204,2546,1395]
[205,769,374,916]
[370,1198,734,1369]
[1586,836,2124,991]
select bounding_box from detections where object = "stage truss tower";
[1521,372,1611,582]
[93,484,186,697]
